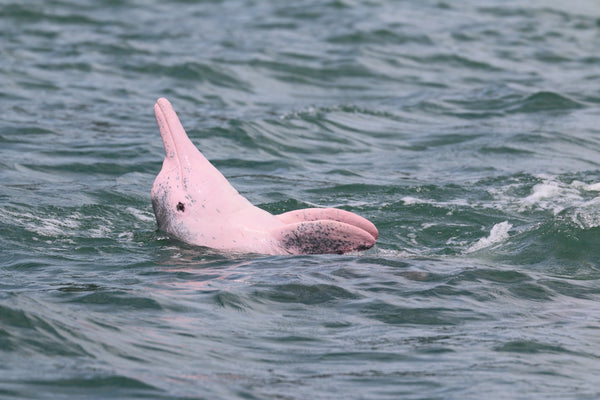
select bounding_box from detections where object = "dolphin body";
[151,98,378,255]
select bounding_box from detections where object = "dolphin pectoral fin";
[276,208,378,240]
[272,220,376,255]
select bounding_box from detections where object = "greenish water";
[2,0,600,398]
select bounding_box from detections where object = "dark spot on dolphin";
[176,202,185,212]
[281,221,360,255]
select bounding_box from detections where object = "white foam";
[512,176,594,216]
[401,196,424,205]
[401,196,469,208]
[568,196,600,229]
[520,181,581,215]
[466,221,512,253]
[1,208,82,237]
[584,182,600,192]
[126,207,155,222]
[374,248,417,258]
[486,176,600,224]
[521,182,561,206]
[88,224,111,238]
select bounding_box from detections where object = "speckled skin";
[151,98,378,255]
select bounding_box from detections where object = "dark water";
[2,0,600,398]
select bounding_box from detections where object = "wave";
[466,221,512,253]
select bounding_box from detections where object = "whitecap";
[402,196,423,205]
[584,182,600,192]
[466,221,512,253]
[519,181,583,215]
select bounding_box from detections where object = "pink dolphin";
[151,98,378,255]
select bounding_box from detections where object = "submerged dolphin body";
[151,98,378,255]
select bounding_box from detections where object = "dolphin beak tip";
[155,97,171,112]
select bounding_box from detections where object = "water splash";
[467,221,512,253]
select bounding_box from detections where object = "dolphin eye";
[176,202,185,212]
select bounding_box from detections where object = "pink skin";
[151,98,378,255]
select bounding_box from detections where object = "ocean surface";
[2,0,600,398]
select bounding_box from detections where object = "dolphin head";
[150,99,199,242]
[151,98,241,244]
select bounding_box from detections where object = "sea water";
[1,1,600,398]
